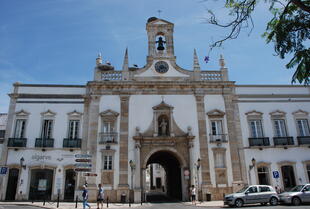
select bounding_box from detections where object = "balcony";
[7,138,27,147]
[63,138,82,148]
[35,138,54,148]
[297,136,310,145]
[248,137,270,147]
[209,134,228,143]
[273,137,294,146]
[99,132,118,144]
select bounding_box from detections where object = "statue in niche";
[156,37,166,51]
[159,118,168,136]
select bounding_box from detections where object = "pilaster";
[223,94,247,190]
[194,94,211,185]
[118,95,130,188]
[0,85,18,200]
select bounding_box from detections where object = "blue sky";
[0,0,295,112]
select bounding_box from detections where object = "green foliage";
[208,0,310,84]
[264,2,310,84]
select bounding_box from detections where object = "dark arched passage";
[146,151,182,201]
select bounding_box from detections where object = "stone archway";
[145,150,183,201]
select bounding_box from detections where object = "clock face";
[155,61,169,74]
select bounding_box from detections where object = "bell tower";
[146,17,175,62]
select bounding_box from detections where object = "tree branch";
[291,0,310,13]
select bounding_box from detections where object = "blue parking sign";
[273,171,279,178]
[0,167,8,175]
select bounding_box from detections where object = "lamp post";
[195,158,201,201]
[20,157,26,169]
[248,158,256,185]
[129,160,136,205]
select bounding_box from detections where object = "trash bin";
[206,193,211,201]
[121,192,126,203]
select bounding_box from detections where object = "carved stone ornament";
[40,109,56,117]
[207,109,225,118]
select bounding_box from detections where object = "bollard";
[106,196,109,208]
[57,193,60,208]
[43,197,46,206]
[75,195,78,208]
[129,194,131,207]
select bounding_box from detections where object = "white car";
[279,184,310,206]
[224,185,279,207]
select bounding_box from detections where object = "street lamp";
[129,160,136,205]
[20,157,26,169]
[248,158,256,185]
[196,158,201,201]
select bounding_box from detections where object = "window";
[14,119,26,138]
[0,130,5,138]
[249,120,263,138]
[103,155,112,170]
[257,166,270,185]
[214,152,225,168]
[211,120,223,135]
[297,119,310,136]
[259,186,271,192]
[103,122,114,133]
[41,120,53,138]
[247,186,258,193]
[68,120,80,139]
[273,119,287,137]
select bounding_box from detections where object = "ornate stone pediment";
[207,109,225,117]
[152,101,174,110]
[292,109,308,117]
[67,110,83,118]
[245,110,263,116]
[100,109,119,117]
[15,109,30,117]
[41,109,56,117]
[270,110,286,117]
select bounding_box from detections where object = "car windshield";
[289,185,305,192]
[236,186,249,193]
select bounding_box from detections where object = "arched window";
[158,115,169,136]
[257,166,270,185]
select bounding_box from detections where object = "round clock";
[155,61,169,74]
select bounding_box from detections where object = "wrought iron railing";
[7,138,27,147]
[209,134,228,143]
[63,138,82,148]
[248,137,270,146]
[297,136,310,145]
[273,137,294,146]
[35,138,54,148]
[99,132,118,144]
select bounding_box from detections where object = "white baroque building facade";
[0,17,309,202]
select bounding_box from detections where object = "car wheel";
[292,197,301,206]
[234,199,244,208]
[269,197,278,206]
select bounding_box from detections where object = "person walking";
[82,185,91,209]
[191,185,196,205]
[97,184,104,209]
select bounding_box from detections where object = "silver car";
[279,184,310,206]
[224,185,279,207]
